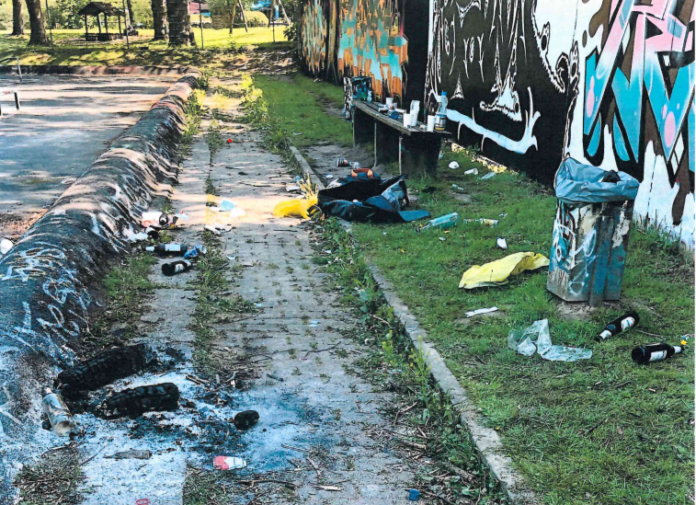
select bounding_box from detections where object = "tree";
[151,0,168,39]
[11,0,24,35]
[126,0,136,25]
[166,0,190,46]
[24,0,49,45]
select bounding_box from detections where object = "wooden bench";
[352,100,451,176]
[0,90,20,117]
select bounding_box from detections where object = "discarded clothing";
[318,176,430,223]
[459,252,549,289]
[326,168,380,189]
[273,195,318,219]
[555,157,639,205]
[508,319,592,362]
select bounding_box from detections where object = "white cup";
[427,115,436,132]
[403,113,413,128]
[410,114,419,127]
[386,97,394,108]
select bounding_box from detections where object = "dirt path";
[50,77,435,505]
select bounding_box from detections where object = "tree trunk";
[24,0,48,45]
[126,0,136,25]
[11,0,24,35]
[151,0,168,39]
[166,0,190,46]
[229,0,236,34]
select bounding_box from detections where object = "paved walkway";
[71,77,432,504]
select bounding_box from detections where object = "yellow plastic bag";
[459,252,549,289]
[273,195,318,219]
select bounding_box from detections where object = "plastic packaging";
[42,388,77,436]
[554,157,640,205]
[273,195,318,219]
[459,252,549,289]
[213,456,247,470]
[418,212,459,232]
[507,319,592,362]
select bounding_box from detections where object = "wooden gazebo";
[77,2,126,41]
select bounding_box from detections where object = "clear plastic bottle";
[42,388,77,436]
[417,212,459,232]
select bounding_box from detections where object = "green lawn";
[0,27,287,67]
[252,72,695,505]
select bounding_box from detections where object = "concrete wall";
[298,0,695,248]
[426,0,694,248]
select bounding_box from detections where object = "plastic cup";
[403,113,412,127]
[427,115,436,132]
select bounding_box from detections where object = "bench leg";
[353,108,373,147]
[400,136,442,176]
[14,92,20,110]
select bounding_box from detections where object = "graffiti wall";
[425,0,695,248]
[300,0,328,75]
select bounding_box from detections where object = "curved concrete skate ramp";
[0,73,197,502]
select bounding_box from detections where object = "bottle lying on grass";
[417,212,459,232]
[632,342,685,364]
[596,311,640,341]
[42,388,77,436]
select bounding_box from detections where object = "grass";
[250,74,695,505]
[247,73,352,149]
[0,27,288,67]
[15,446,83,504]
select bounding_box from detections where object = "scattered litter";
[141,211,179,229]
[42,388,77,436]
[213,456,247,470]
[632,341,686,364]
[336,157,359,168]
[462,218,498,227]
[293,132,303,136]
[255,303,264,308]
[0,237,14,255]
[499,213,508,218]
[273,195,318,219]
[409,489,421,501]
[56,344,156,400]
[496,238,508,250]
[220,199,236,211]
[227,255,236,262]
[596,311,639,342]
[227,139,232,144]
[184,244,207,259]
[309,320,320,327]
[451,184,465,192]
[464,168,478,175]
[286,184,302,193]
[233,410,260,430]
[508,319,592,362]
[459,252,549,289]
[316,485,342,492]
[205,225,222,235]
[99,383,180,419]
[162,259,192,276]
[417,212,459,232]
[448,161,459,170]
[61,178,77,185]
[135,499,150,505]
[480,172,496,180]
[466,307,499,318]
[124,228,158,243]
[325,174,334,179]
[320,176,429,223]
[106,450,152,460]
[439,237,446,242]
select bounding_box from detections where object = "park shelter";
[77,2,126,41]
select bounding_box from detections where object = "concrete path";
[0,74,174,237]
[67,78,432,504]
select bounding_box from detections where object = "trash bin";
[547,157,640,306]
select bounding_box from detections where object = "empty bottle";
[42,388,77,436]
[435,92,448,131]
[451,184,465,192]
[462,218,498,227]
[632,342,684,364]
[596,311,640,342]
[146,243,188,256]
[162,260,192,276]
[417,212,459,232]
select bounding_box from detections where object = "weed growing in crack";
[205,120,226,166]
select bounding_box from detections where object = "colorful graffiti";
[337,0,409,103]
[301,0,328,75]
[580,0,695,233]
[425,0,580,176]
